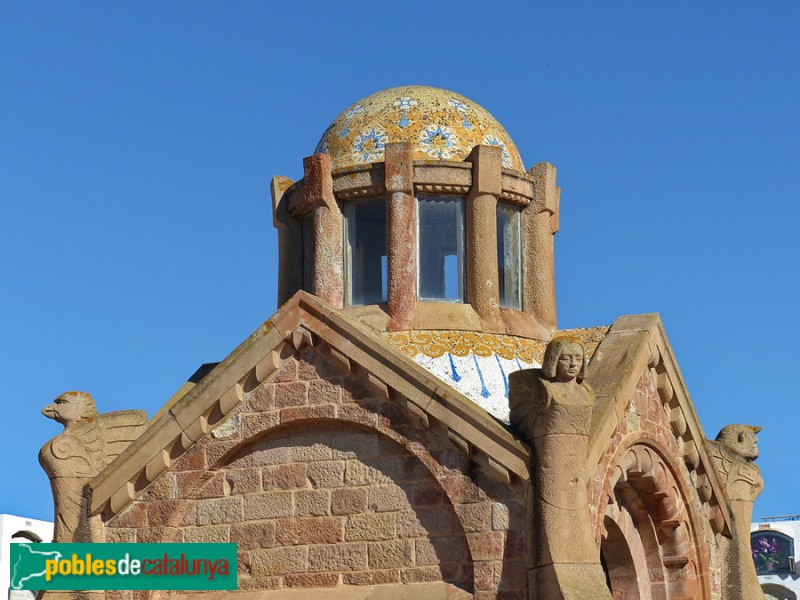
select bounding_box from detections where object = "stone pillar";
[385,142,416,330]
[509,337,612,600]
[467,145,502,327]
[525,163,559,332]
[271,176,302,306]
[304,153,344,308]
[707,425,765,600]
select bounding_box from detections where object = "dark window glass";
[344,197,387,305]
[751,531,794,574]
[302,214,314,293]
[417,195,465,301]
[497,202,521,309]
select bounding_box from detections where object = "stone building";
[40,86,766,599]
[751,516,800,599]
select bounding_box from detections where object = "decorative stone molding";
[414,183,471,195]
[601,440,711,599]
[89,292,530,521]
[587,314,732,538]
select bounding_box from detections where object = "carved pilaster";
[385,142,416,330]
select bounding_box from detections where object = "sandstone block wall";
[105,346,528,599]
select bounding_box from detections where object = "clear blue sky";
[2,2,798,522]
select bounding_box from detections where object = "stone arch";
[598,437,711,600]
[217,418,475,593]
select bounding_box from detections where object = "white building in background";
[752,516,800,600]
[0,514,53,600]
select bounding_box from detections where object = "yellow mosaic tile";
[315,86,524,172]
[384,331,547,364]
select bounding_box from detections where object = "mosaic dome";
[314,85,524,172]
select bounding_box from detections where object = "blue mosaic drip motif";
[393,97,417,129]
[472,354,491,399]
[483,134,512,168]
[419,125,459,160]
[448,353,462,382]
[515,357,523,371]
[352,128,388,163]
[495,354,509,398]
[449,99,472,129]
[339,104,364,138]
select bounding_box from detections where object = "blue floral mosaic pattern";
[314,86,524,171]
[351,128,389,163]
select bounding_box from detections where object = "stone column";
[385,142,416,330]
[304,153,344,308]
[467,145,502,327]
[509,337,612,600]
[524,163,559,332]
[707,425,765,600]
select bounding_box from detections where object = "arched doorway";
[599,443,709,600]
[601,515,648,599]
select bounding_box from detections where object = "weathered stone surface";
[509,337,611,600]
[230,521,276,550]
[94,331,525,597]
[197,496,243,525]
[262,463,309,490]
[331,488,368,515]
[276,517,344,545]
[367,539,414,569]
[307,542,368,572]
[39,391,146,541]
[294,489,330,516]
[250,546,309,576]
[243,491,293,520]
[184,525,229,543]
[708,424,765,600]
[345,513,396,541]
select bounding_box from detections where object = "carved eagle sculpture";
[39,391,147,541]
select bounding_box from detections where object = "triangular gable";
[89,291,530,520]
[586,313,733,535]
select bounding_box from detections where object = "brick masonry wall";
[106,346,528,599]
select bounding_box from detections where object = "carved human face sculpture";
[554,343,584,382]
[42,393,91,427]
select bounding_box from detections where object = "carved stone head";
[716,424,762,461]
[541,336,587,383]
[42,391,97,427]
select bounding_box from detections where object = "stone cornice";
[286,159,536,218]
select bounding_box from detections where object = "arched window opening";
[751,531,795,574]
[418,195,465,302]
[344,197,387,306]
